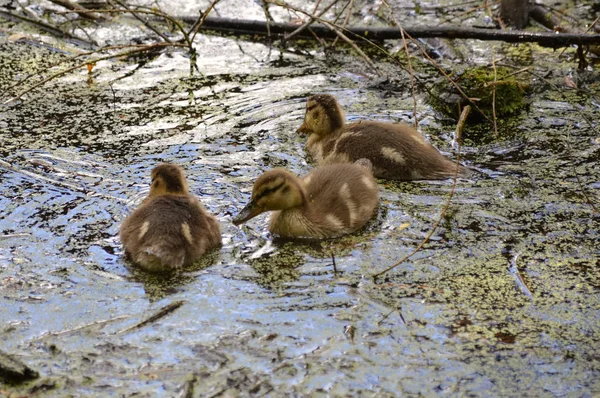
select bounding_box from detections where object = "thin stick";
[189,0,220,43]
[324,22,380,75]
[381,0,418,127]
[3,42,186,104]
[282,0,336,43]
[54,8,191,46]
[0,233,31,239]
[331,0,353,47]
[331,253,337,274]
[377,309,395,326]
[491,54,498,136]
[0,9,95,47]
[109,0,171,43]
[116,300,185,334]
[373,106,470,280]
[47,0,106,21]
[31,315,130,341]
[261,0,273,43]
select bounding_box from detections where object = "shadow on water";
[1,4,599,396]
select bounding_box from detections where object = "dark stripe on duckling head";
[151,164,187,193]
[255,181,285,200]
[308,94,344,131]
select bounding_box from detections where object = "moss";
[429,65,530,125]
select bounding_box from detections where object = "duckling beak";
[232,200,264,225]
[296,122,311,135]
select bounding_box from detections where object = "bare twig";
[54,9,191,45]
[0,9,95,47]
[189,0,220,42]
[373,106,470,280]
[3,42,186,104]
[491,54,498,136]
[381,0,418,127]
[108,0,171,43]
[325,22,379,75]
[0,43,177,99]
[282,0,336,43]
[47,0,106,21]
[117,300,185,334]
[0,233,31,239]
[31,315,130,341]
[331,0,352,47]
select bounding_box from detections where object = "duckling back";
[321,121,466,180]
[270,163,378,238]
[120,195,221,272]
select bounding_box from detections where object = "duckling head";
[233,169,305,225]
[149,163,189,197]
[296,94,345,137]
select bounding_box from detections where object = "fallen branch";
[116,300,185,334]
[47,0,106,22]
[176,16,600,46]
[0,9,95,47]
[31,315,130,341]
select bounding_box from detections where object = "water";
[1,0,599,396]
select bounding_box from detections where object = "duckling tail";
[135,247,185,272]
[354,158,373,172]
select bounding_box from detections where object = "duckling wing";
[304,164,379,234]
[329,121,461,180]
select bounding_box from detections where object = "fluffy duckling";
[120,164,221,272]
[297,94,468,180]
[233,162,378,239]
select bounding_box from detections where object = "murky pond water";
[1,0,599,396]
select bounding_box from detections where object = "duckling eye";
[258,182,285,199]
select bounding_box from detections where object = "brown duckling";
[233,162,378,239]
[120,164,221,272]
[296,94,468,180]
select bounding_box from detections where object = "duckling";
[233,162,378,239]
[119,164,221,272]
[296,94,469,180]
